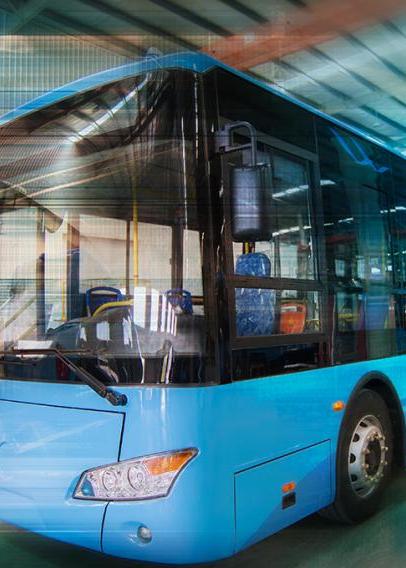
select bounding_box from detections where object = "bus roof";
[0,51,404,161]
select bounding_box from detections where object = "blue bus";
[0,52,405,564]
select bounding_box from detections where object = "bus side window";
[318,121,395,362]
[232,151,315,282]
[231,149,320,340]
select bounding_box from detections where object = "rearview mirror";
[216,121,273,243]
[230,163,272,242]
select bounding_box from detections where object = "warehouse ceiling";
[1,0,406,153]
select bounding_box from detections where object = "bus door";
[212,120,335,547]
[215,122,327,376]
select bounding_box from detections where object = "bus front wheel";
[323,388,393,523]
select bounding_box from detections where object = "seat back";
[279,300,307,334]
[86,286,123,316]
[165,289,193,315]
[235,253,276,336]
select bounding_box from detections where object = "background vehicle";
[0,52,405,564]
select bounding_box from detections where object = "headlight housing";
[73,448,197,501]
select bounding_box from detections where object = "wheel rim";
[348,414,388,498]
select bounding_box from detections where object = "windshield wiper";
[0,348,127,407]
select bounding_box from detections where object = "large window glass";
[317,120,395,362]
[390,155,406,353]
[225,142,320,343]
[213,69,323,380]
[232,150,315,281]
[215,68,316,152]
[0,70,211,384]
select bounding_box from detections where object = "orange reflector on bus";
[332,400,345,412]
[282,481,296,494]
[145,449,197,476]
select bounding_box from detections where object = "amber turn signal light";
[282,481,296,494]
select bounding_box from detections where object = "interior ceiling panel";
[1,0,406,153]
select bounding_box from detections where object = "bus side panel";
[102,376,337,564]
[235,441,331,551]
[102,356,406,563]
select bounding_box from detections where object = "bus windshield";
[0,69,211,385]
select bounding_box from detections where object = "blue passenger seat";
[235,253,276,336]
[86,286,123,316]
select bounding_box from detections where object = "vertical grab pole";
[125,219,131,296]
[66,211,80,320]
[133,200,139,287]
[36,208,46,338]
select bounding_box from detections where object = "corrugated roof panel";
[317,36,406,103]
[388,13,406,38]
[240,0,319,20]
[253,60,346,112]
[281,49,372,101]
[162,0,253,31]
[336,106,404,139]
[362,97,406,127]
[352,22,406,73]
[50,0,213,45]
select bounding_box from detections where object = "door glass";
[233,151,315,281]
[235,288,320,337]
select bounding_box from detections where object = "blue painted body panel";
[235,441,331,550]
[0,355,403,562]
[0,392,124,550]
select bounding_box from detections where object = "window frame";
[221,131,329,353]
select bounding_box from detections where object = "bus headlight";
[73,448,197,501]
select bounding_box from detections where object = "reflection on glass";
[233,343,320,379]
[0,70,208,384]
[233,151,315,281]
[318,121,395,362]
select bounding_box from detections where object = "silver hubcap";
[348,415,388,498]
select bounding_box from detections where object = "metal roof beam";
[40,10,144,57]
[2,0,48,33]
[205,0,406,69]
[0,1,145,57]
[271,58,406,137]
[147,0,231,37]
[79,0,197,50]
[215,0,267,25]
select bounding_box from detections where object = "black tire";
[321,388,393,524]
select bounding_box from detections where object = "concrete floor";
[2,474,406,568]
